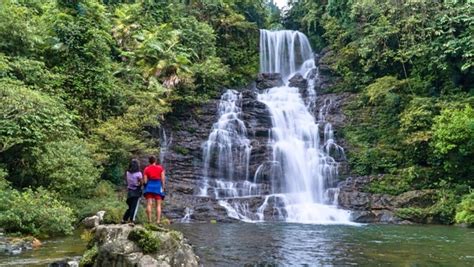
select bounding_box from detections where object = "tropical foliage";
[0,0,276,236]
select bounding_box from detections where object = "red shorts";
[144,193,163,200]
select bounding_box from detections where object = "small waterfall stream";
[199,29,352,224]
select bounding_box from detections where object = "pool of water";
[0,232,86,267]
[172,223,474,266]
[1,223,472,266]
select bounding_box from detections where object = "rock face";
[84,224,198,267]
[160,88,273,222]
[160,67,356,223]
[337,176,437,223]
[314,49,341,94]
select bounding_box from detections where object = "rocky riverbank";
[0,229,41,256]
[81,224,199,267]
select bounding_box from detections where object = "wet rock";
[288,73,308,90]
[256,73,284,90]
[48,257,81,267]
[1,236,39,255]
[350,211,377,223]
[88,224,199,267]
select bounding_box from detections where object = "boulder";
[82,216,100,229]
[48,257,81,267]
[82,211,107,229]
[288,73,308,90]
[85,224,199,267]
[256,73,284,89]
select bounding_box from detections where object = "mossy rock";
[128,228,160,254]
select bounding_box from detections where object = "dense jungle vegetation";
[0,0,472,236]
[0,0,279,236]
[285,0,473,225]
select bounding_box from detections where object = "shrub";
[0,187,75,237]
[455,192,474,226]
[33,139,101,196]
[80,245,98,267]
[431,105,474,179]
[0,168,8,189]
[0,79,77,153]
[365,174,413,195]
[71,180,125,223]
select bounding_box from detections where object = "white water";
[260,30,313,81]
[199,30,352,224]
[200,90,253,197]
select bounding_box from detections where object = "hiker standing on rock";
[122,159,143,225]
[143,155,166,224]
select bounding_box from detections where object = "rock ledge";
[82,224,198,267]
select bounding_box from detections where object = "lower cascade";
[199,29,352,224]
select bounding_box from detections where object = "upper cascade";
[259,29,314,80]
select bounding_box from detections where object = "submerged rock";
[0,235,41,255]
[48,256,81,267]
[82,224,198,267]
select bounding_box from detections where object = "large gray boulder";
[82,224,199,267]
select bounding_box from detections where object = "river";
[173,223,474,266]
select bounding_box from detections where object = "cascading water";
[199,29,352,224]
[257,29,351,223]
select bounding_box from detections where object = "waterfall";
[199,29,352,224]
[257,29,351,223]
[260,30,313,81]
[199,90,255,195]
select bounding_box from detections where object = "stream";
[0,231,86,267]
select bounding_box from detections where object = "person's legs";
[156,198,162,224]
[130,197,140,223]
[146,197,153,223]
[122,197,133,222]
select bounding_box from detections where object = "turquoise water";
[173,223,474,266]
[1,224,473,266]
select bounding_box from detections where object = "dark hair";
[149,155,157,164]
[128,159,140,173]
